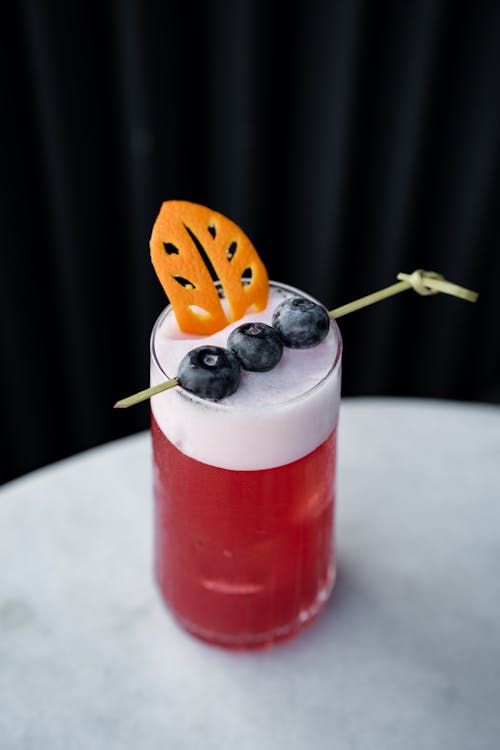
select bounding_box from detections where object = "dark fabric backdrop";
[2,1,499,485]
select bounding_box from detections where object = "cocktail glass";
[150,282,342,648]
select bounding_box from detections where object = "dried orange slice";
[150,201,269,335]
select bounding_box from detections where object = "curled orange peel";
[150,201,269,335]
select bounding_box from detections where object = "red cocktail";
[118,200,473,648]
[152,413,337,646]
[150,282,342,648]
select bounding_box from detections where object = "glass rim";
[150,280,343,413]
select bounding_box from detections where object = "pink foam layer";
[150,283,342,470]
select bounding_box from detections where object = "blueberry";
[228,322,284,372]
[272,297,330,348]
[177,346,241,400]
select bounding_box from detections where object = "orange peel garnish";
[150,201,269,335]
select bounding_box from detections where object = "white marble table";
[1,398,499,750]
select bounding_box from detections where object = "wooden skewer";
[114,270,478,409]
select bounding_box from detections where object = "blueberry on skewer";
[272,297,330,349]
[228,322,284,372]
[177,346,241,401]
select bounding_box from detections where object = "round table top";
[1,398,500,750]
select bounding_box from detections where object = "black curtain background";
[2,1,500,485]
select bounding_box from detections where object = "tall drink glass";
[150,282,342,648]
